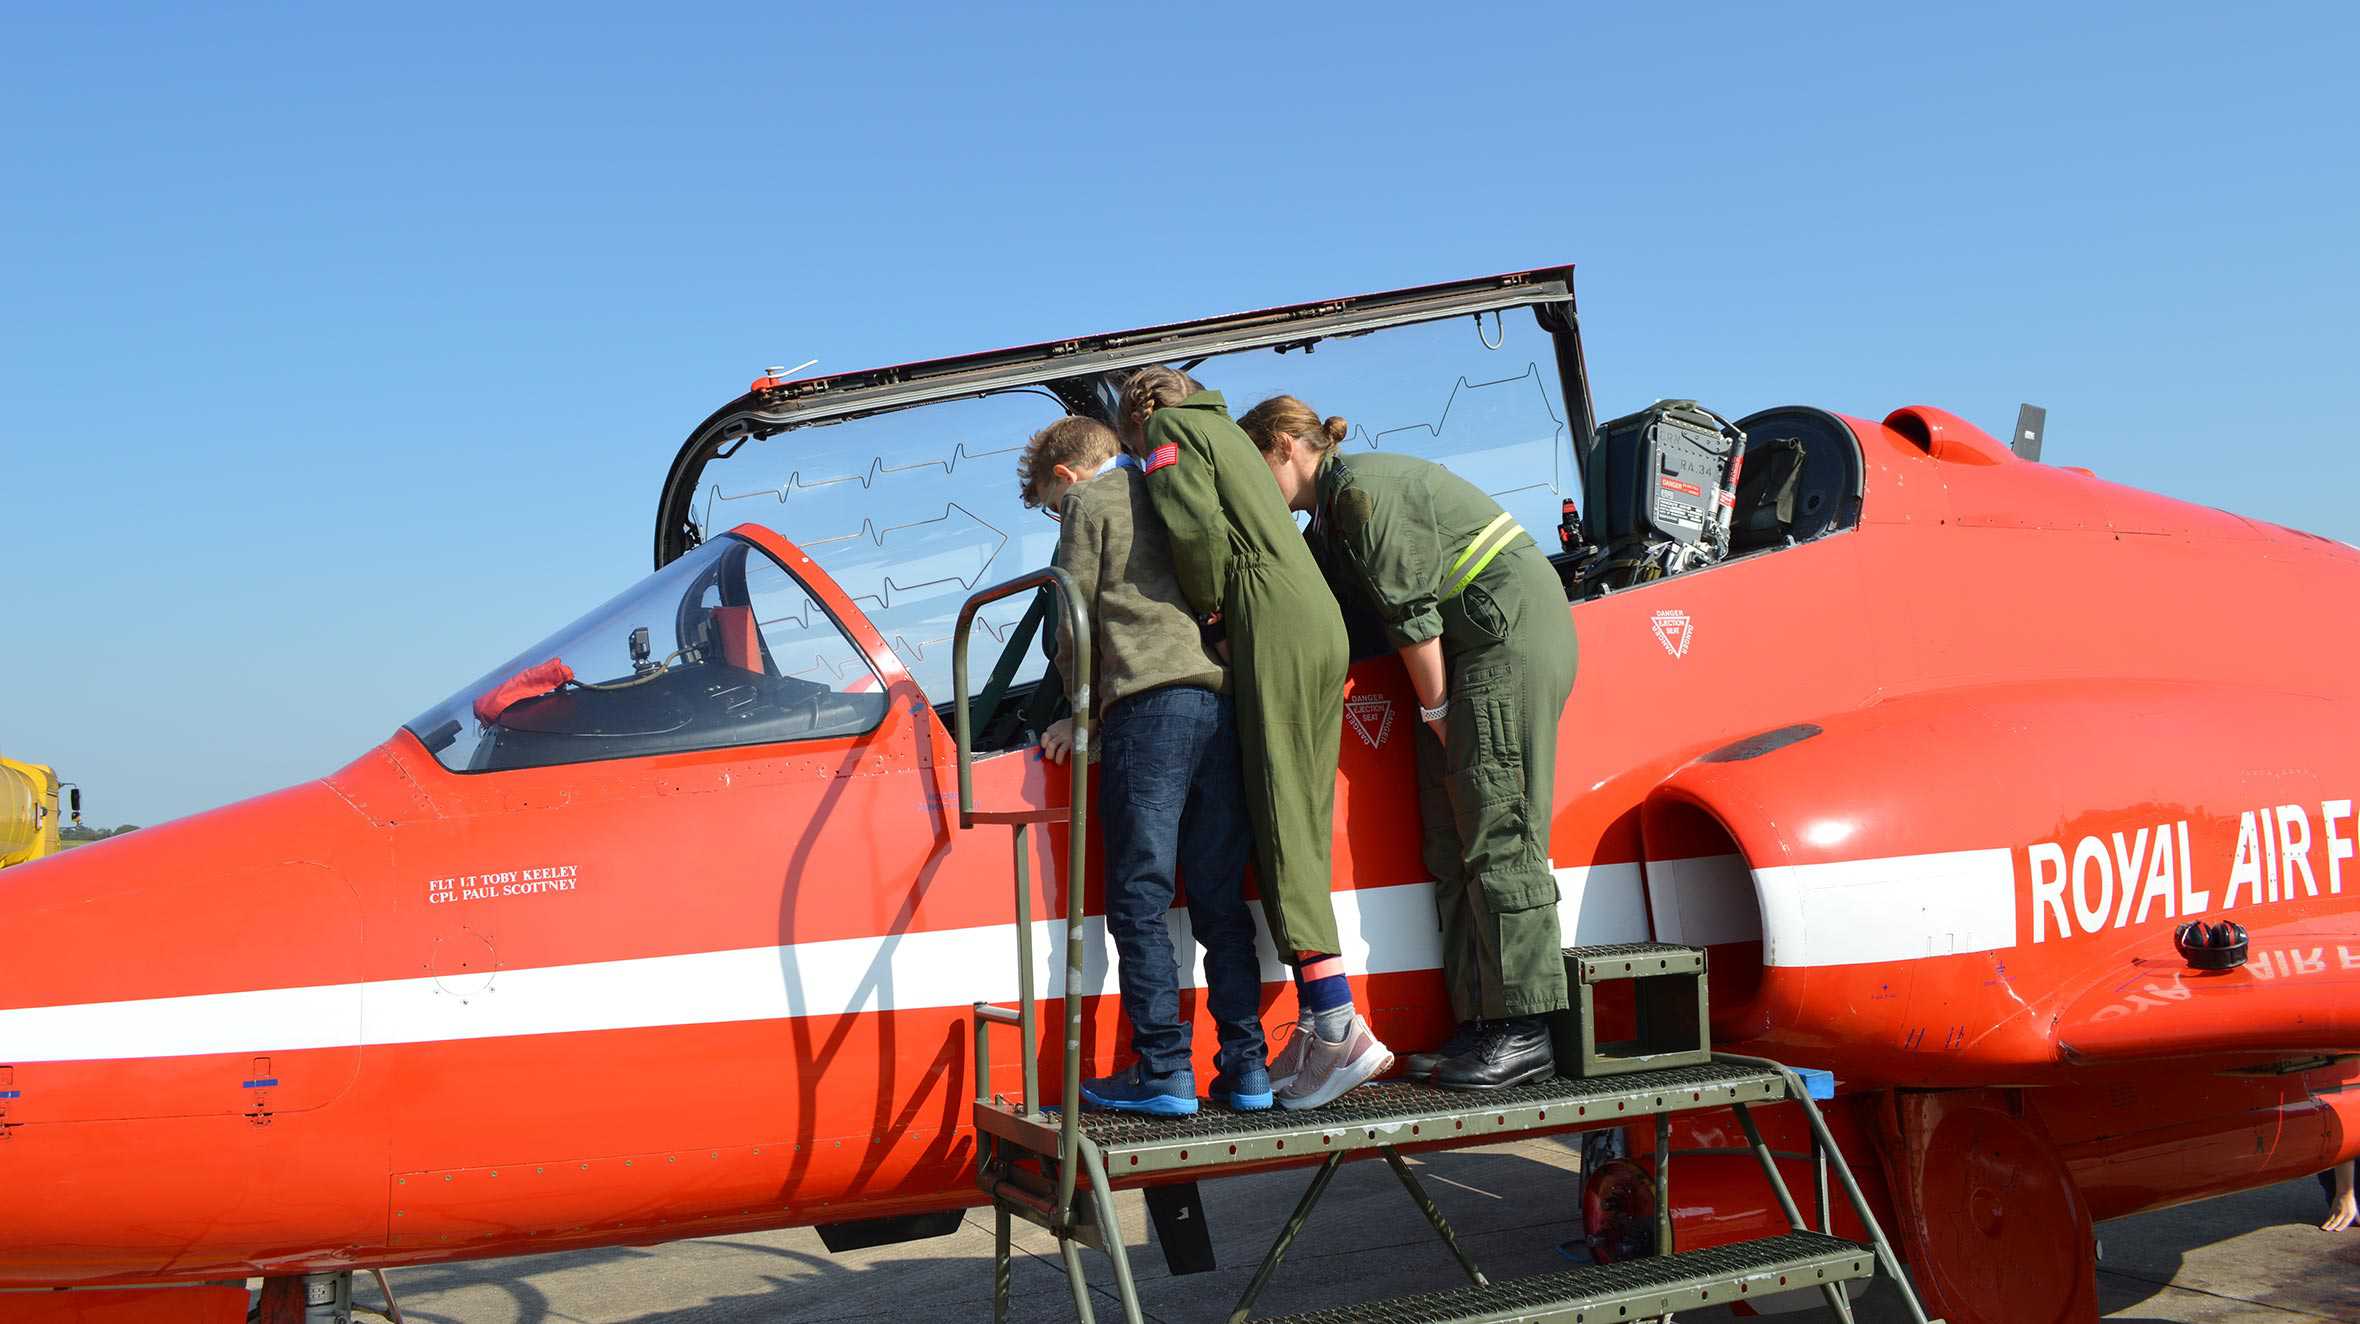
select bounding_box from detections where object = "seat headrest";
[712,606,764,673]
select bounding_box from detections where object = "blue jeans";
[1098,685,1265,1079]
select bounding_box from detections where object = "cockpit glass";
[692,389,1073,707]
[681,314,1574,705]
[1197,313,1574,545]
[402,535,885,773]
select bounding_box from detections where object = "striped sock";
[1297,954,1353,1042]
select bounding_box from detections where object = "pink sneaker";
[1276,1013,1392,1111]
[1267,1012,1315,1091]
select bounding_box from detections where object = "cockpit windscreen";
[402,534,886,772]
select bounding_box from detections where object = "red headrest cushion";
[712,606,764,673]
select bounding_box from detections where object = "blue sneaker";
[1080,1064,1197,1116]
[1210,1062,1274,1112]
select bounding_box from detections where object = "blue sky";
[2,3,2354,826]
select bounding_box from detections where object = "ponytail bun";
[1238,393,1345,456]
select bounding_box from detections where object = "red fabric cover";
[473,657,575,724]
[711,605,763,672]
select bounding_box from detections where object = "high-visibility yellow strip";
[1447,512,1515,579]
[1442,518,1526,599]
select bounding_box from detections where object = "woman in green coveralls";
[1240,395,1576,1092]
[1120,368,1390,1111]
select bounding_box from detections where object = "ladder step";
[1556,944,1711,1079]
[1254,1231,1874,1324]
[1563,941,1703,984]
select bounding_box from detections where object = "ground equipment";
[0,756,64,869]
[952,575,1940,1324]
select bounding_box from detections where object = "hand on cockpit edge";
[1039,718,1076,765]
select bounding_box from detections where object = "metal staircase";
[950,575,1940,1324]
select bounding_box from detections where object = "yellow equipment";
[0,755,65,868]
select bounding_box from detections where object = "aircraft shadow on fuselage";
[770,701,972,1212]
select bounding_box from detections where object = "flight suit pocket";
[1444,665,1520,793]
[1442,668,1528,884]
[1454,581,1508,645]
[1444,666,1555,913]
[1484,863,1559,912]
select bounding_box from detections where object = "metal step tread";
[1561,941,1700,960]
[987,1061,1786,1179]
[1255,1231,1874,1324]
[1563,941,1703,982]
[1080,1060,1775,1149]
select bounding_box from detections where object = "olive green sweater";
[1052,466,1226,712]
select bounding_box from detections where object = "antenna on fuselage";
[2012,403,2047,461]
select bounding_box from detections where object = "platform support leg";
[993,1207,1012,1324]
[1816,1144,1832,1233]
[1079,1141,1147,1324]
[1654,1111,1674,1257]
[1059,1235,1100,1324]
[1732,1102,1852,1322]
[1380,1148,1487,1287]
[1228,1152,1344,1324]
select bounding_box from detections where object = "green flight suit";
[1142,391,1346,958]
[1310,452,1576,1021]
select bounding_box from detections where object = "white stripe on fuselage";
[0,850,2013,1063]
[1755,848,2017,967]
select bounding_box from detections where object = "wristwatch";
[1419,698,1450,723]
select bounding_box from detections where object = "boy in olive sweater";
[1023,417,1270,1116]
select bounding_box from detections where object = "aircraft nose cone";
[0,780,377,1286]
[0,779,372,1079]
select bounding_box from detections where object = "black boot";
[1403,1020,1485,1083]
[1434,1016,1555,1091]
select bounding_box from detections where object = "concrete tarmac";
[354,1136,2360,1322]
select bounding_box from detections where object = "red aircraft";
[4,268,2356,1324]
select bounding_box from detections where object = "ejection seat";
[1730,436,1810,556]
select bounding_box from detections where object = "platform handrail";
[952,567,1094,1225]
[1716,1052,1938,1324]
[951,568,1090,826]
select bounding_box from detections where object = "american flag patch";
[1143,443,1179,473]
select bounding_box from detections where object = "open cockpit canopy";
[654,268,1597,707]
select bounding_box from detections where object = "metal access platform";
[996,1062,1784,1180]
[950,574,1941,1324]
